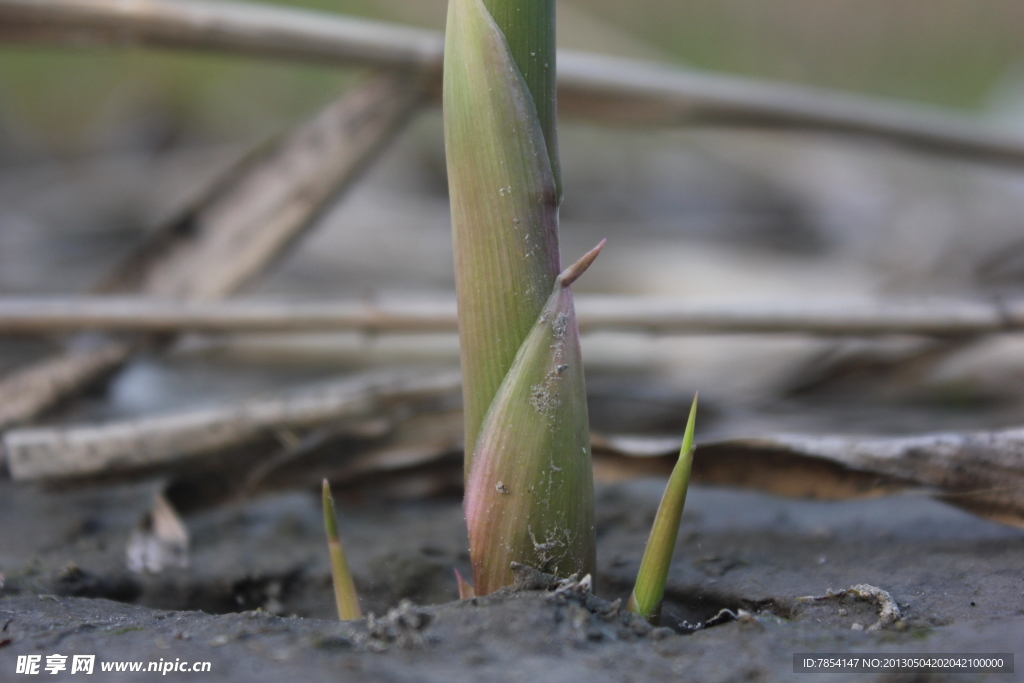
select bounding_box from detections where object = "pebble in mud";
[357,600,433,651]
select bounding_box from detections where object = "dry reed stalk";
[2,0,1023,163]
[0,295,1019,337]
[0,70,426,431]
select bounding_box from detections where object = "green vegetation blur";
[1,0,1023,156]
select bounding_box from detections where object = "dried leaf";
[595,428,1024,528]
[714,430,1024,527]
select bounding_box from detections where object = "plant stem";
[481,0,560,196]
[444,0,562,478]
[447,0,597,594]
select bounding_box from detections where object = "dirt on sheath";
[1,477,1022,682]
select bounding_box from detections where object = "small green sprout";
[627,393,699,624]
[322,479,361,621]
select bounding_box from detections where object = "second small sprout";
[627,394,699,624]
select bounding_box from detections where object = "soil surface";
[2,476,1022,682]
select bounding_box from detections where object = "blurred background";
[4,0,1024,440]
[4,0,1024,630]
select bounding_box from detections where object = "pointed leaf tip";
[455,569,476,600]
[682,391,698,454]
[558,239,606,287]
[322,479,338,541]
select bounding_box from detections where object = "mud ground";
[2,476,1022,682]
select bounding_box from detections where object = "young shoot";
[463,242,604,595]
[627,394,699,624]
[445,0,596,595]
[455,569,476,600]
[322,479,361,621]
